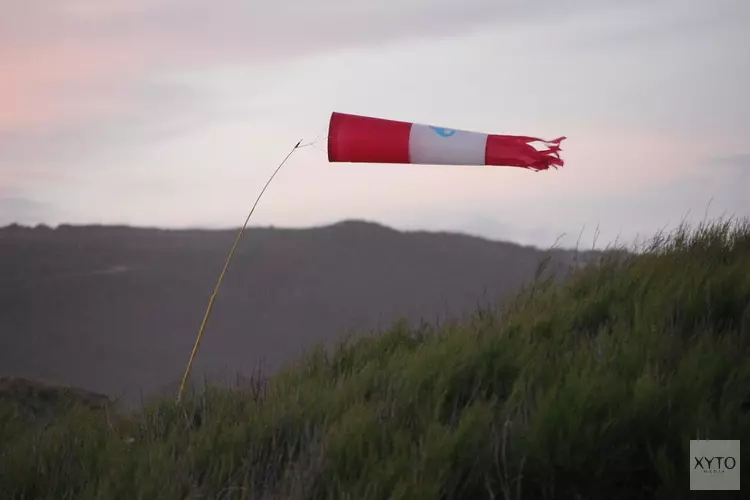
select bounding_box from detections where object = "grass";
[1,218,749,499]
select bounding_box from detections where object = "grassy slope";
[1,220,749,499]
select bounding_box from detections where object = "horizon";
[2,0,749,249]
[2,215,729,255]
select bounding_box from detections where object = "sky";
[1,0,749,248]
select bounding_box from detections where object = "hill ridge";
[0,219,597,406]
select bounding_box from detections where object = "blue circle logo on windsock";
[430,126,457,137]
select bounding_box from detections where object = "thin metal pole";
[176,140,302,403]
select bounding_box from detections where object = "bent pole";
[176,140,303,403]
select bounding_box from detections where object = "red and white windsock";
[327,112,565,171]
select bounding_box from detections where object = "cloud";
[0,0,645,136]
[1,78,221,167]
[2,0,742,141]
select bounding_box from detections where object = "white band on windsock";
[408,124,488,166]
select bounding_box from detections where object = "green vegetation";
[2,219,749,499]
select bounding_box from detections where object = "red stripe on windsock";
[485,134,566,171]
[328,112,412,164]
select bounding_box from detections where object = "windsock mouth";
[327,111,412,164]
[326,112,339,162]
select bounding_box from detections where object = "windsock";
[327,112,565,171]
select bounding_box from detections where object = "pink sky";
[1,0,748,248]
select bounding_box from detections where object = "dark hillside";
[0,220,592,404]
[1,219,747,499]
